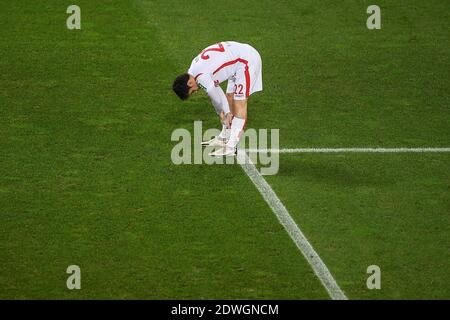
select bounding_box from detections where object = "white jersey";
[187,41,263,114]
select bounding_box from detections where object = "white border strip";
[247,148,450,153]
[237,151,348,300]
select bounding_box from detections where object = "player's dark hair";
[172,73,191,100]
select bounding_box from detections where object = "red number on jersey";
[201,43,225,60]
[234,84,244,95]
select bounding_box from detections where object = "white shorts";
[226,45,263,100]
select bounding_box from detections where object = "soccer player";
[172,41,263,156]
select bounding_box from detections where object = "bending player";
[172,41,263,156]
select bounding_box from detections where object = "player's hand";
[224,112,233,129]
[219,111,225,124]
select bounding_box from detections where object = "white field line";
[237,151,348,300]
[246,147,450,153]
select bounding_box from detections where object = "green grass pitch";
[0,0,449,299]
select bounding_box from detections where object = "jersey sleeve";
[196,74,230,115]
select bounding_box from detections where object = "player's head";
[172,73,198,100]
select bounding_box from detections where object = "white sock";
[218,124,230,140]
[226,117,246,148]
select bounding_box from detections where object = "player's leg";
[218,93,234,137]
[226,93,234,115]
[226,98,247,149]
[225,66,248,151]
[231,98,246,118]
[215,89,235,141]
[209,98,246,156]
[202,88,235,147]
[225,49,262,151]
[210,66,249,156]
